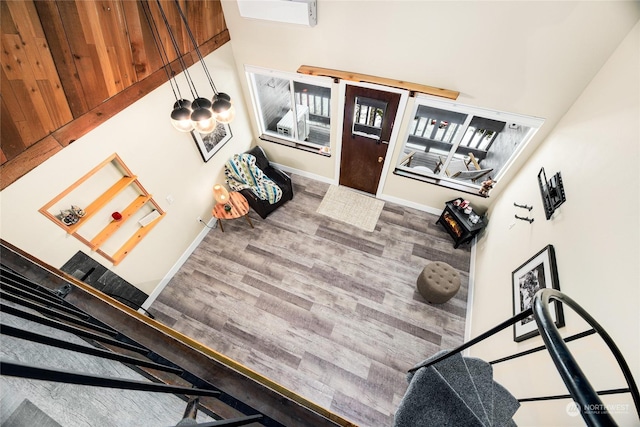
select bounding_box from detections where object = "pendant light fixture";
[142,1,194,132]
[213,92,236,124]
[173,0,236,126]
[146,0,233,134]
[170,99,194,133]
[155,0,216,133]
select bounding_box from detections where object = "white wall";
[0,44,253,295]
[470,22,639,426]
[222,0,638,211]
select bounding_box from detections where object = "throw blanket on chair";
[225,154,282,204]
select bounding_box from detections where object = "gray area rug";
[316,185,384,232]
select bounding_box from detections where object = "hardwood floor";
[150,174,472,427]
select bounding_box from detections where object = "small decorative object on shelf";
[479,179,495,197]
[59,205,86,225]
[71,205,86,217]
[479,178,497,197]
[59,209,79,226]
[111,212,123,221]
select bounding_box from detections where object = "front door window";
[352,96,387,140]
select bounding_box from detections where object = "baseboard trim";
[271,162,335,185]
[140,217,216,311]
[377,193,443,216]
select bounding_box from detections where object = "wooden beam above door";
[297,65,459,100]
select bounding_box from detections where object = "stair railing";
[408,288,639,427]
[0,264,268,427]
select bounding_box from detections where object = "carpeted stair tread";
[397,350,520,427]
[394,364,487,427]
[429,352,491,426]
[464,357,495,426]
[492,382,520,426]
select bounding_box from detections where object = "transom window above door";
[245,66,333,153]
[396,96,544,194]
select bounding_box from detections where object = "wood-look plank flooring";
[150,175,471,427]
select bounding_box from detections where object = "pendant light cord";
[154,0,199,99]
[140,1,181,101]
[172,0,219,96]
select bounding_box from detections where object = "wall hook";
[514,202,533,211]
[515,214,534,224]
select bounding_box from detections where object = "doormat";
[317,185,385,232]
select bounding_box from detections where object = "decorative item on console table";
[436,198,487,248]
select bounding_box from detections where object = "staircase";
[395,289,639,427]
[394,351,519,427]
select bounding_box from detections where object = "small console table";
[436,199,486,248]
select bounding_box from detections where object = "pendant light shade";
[191,97,212,119]
[170,99,194,132]
[193,116,216,134]
[191,97,216,134]
[212,93,235,124]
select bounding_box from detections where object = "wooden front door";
[340,85,401,194]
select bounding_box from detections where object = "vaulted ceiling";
[0,0,229,190]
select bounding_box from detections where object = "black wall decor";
[538,167,566,220]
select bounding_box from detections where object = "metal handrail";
[0,360,220,397]
[533,289,640,425]
[408,289,639,426]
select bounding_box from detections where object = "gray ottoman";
[417,261,461,304]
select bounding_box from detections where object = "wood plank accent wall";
[0,0,229,190]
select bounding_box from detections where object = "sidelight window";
[245,66,333,153]
[396,96,544,193]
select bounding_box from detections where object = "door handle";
[378,157,384,163]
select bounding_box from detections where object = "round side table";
[212,192,254,232]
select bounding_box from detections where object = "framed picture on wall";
[512,244,565,342]
[191,122,233,162]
